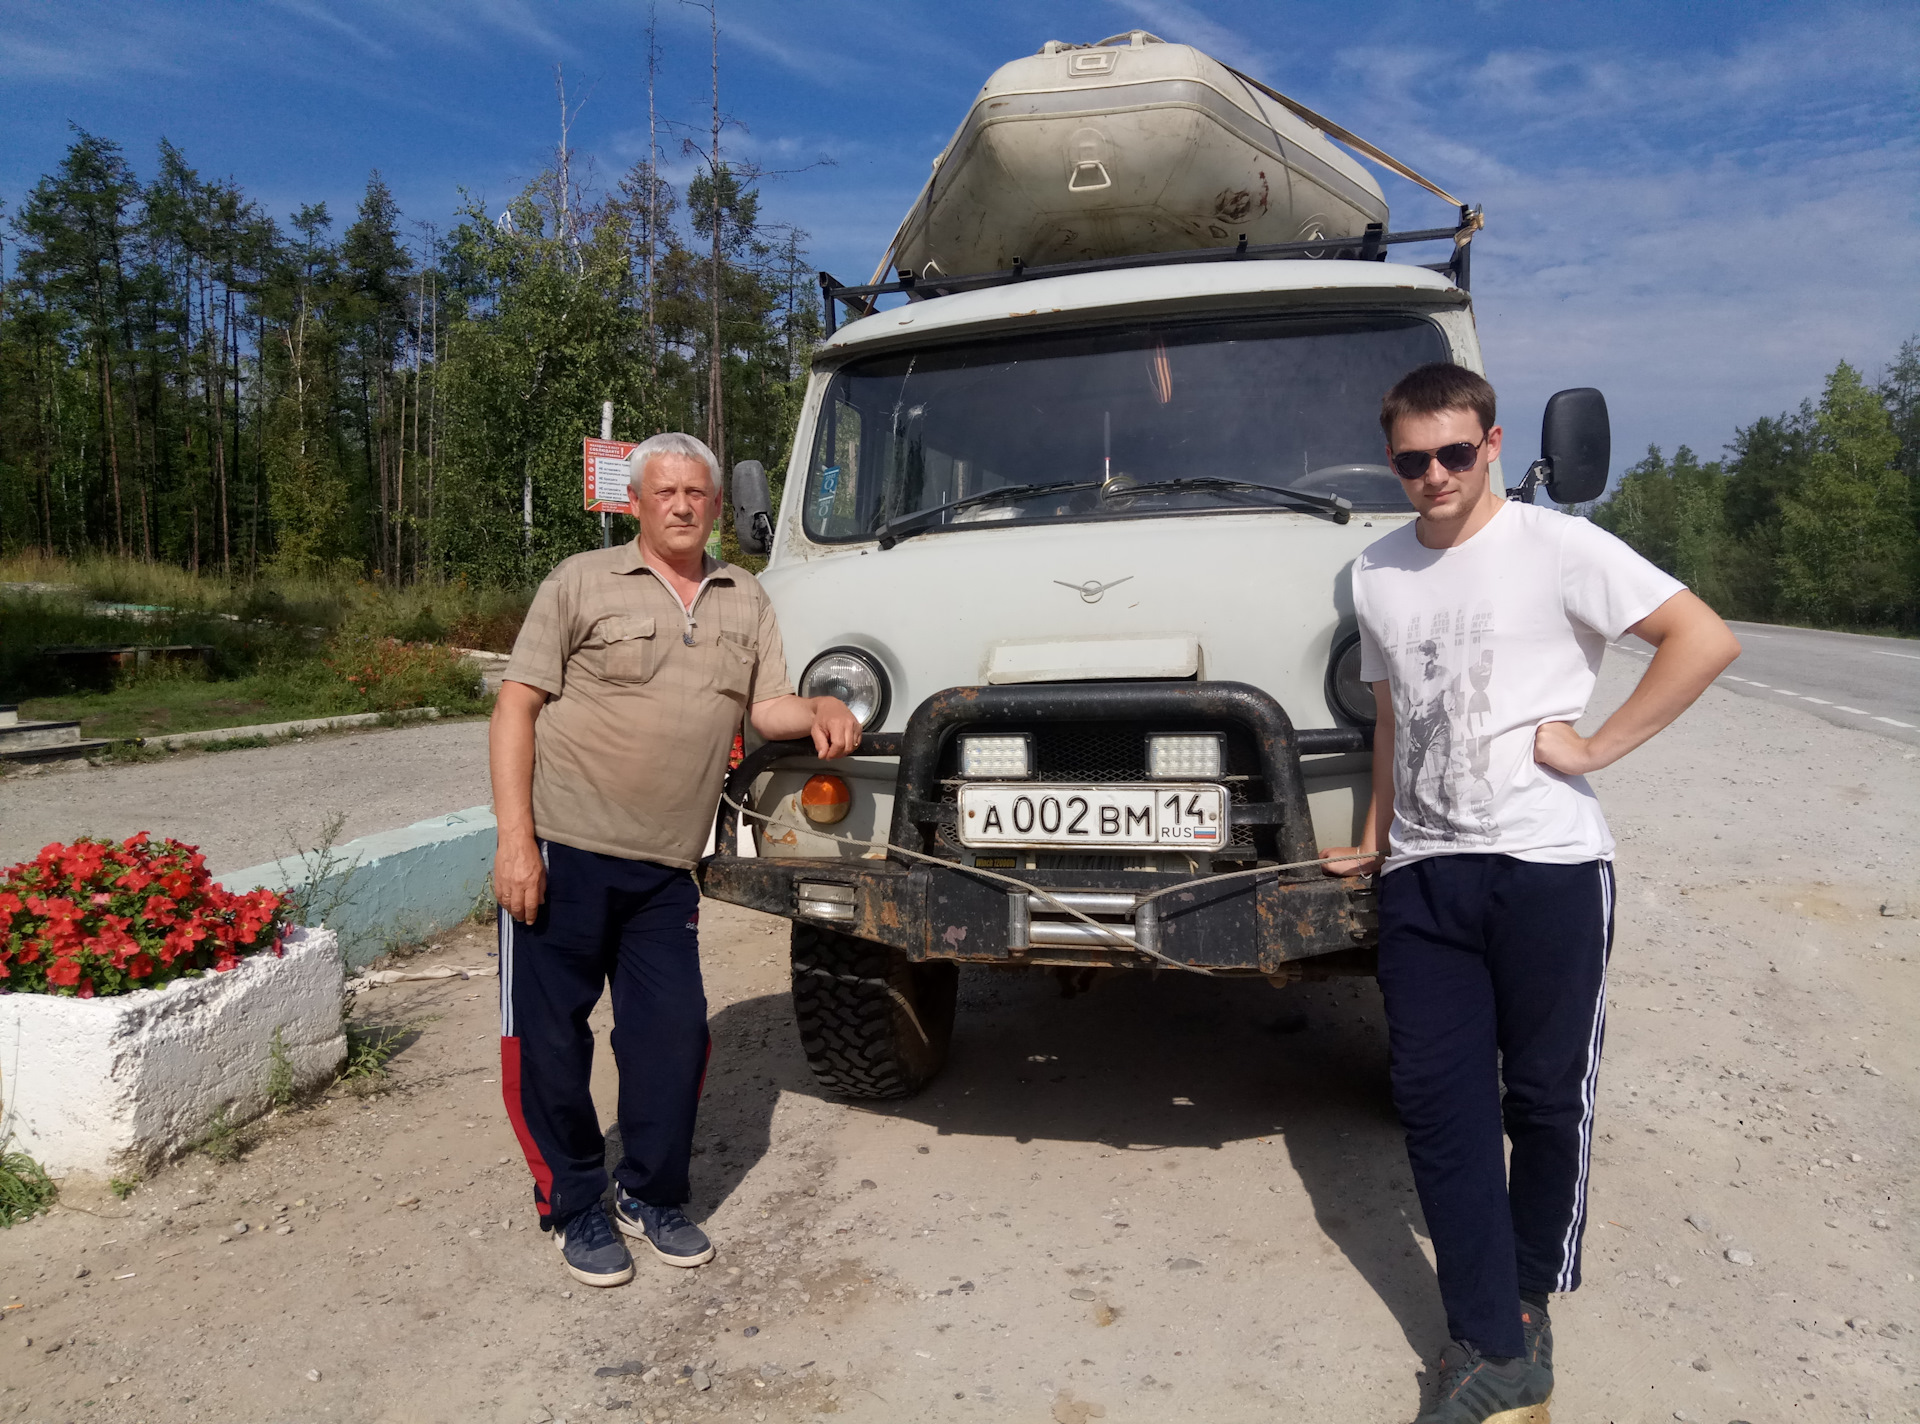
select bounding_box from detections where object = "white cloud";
[1279,10,1920,477]
[264,0,391,59]
[0,11,189,82]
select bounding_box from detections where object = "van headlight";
[1326,631,1375,726]
[799,647,889,729]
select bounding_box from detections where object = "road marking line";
[1746,682,1770,688]
[1802,697,1831,704]
[1874,717,1916,729]
[1773,689,1799,695]
[1724,675,1749,682]
[1872,650,1920,661]
[1835,706,1868,714]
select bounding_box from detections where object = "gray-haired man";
[490,433,860,1287]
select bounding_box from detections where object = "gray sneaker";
[613,1190,715,1267]
[1519,1297,1553,1381]
[554,1204,634,1287]
[1413,1338,1552,1423]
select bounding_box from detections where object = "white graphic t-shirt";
[1354,500,1685,874]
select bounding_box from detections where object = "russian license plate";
[956,783,1226,849]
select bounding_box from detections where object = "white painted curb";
[218,807,498,968]
[140,706,440,751]
[0,926,346,1179]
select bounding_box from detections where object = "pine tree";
[1778,362,1913,627]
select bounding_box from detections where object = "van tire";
[790,923,958,1099]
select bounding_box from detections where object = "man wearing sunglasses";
[1322,363,1740,1423]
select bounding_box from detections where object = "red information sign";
[583,438,639,513]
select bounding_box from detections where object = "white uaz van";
[709,217,1609,1099]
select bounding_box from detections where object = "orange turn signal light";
[800,774,852,825]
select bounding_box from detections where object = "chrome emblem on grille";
[1054,576,1134,604]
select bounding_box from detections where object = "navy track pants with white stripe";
[498,840,708,1228]
[1377,853,1614,1358]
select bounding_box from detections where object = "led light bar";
[1147,733,1224,780]
[958,733,1033,780]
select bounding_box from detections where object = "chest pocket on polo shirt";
[592,615,656,683]
[714,632,754,702]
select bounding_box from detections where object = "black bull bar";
[698,681,1380,975]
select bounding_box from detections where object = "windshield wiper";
[874,480,1104,549]
[1117,477,1352,524]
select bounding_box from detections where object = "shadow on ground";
[664,963,1449,1359]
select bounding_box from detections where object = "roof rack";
[818,205,1482,335]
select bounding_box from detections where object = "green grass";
[0,551,534,650]
[20,661,362,739]
[266,1027,295,1109]
[336,1016,426,1095]
[4,570,496,740]
[193,1106,248,1163]
[0,1147,58,1226]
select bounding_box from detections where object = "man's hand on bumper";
[1320,845,1382,877]
[807,695,863,758]
[749,692,864,759]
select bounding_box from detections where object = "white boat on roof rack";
[882,29,1469,283]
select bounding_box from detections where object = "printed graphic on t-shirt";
[1392,601,1499,848]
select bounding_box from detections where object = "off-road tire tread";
[791,923,957,1100]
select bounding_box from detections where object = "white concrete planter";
[0,926,346,1179]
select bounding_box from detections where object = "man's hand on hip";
[495,833,547,925]
[1532,720,1598,776]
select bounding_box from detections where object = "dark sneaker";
[1519,1297,1553,1381]
[1413,1339,1552,1423]
[613,1190,716,1267]
[554,1204,634,1287]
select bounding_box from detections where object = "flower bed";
[0,835,342,1178]
[0,834,287,996]
[0,927,345,1178]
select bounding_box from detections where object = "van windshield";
[802,312,1449,543]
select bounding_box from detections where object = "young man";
[1322,364,1740,1422]
[491,432,862,1288]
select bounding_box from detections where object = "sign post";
[596,402,618,547]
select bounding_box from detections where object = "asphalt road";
[1617,619,1920,749]
[0,718,492,873]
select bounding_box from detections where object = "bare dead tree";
[645,0,661,376]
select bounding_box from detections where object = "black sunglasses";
[1389,434,1488,481]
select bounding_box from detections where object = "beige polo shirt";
[502,542,794,867]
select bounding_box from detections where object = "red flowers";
[0,834,287,998]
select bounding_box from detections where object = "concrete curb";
[218,805,497,968]
[141,706,441,751]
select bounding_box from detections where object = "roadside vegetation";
[0,1145,58,1226]
[1,555,499,742]
[1586,346,1920,635]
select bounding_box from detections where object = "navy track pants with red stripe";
[498,840,709,1227]
[1377,853,1615,1359]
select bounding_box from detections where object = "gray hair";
[627,432,722,495]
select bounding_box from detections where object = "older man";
[491,432,860,1288]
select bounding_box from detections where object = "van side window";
[807,399,865,538]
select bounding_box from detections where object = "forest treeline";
[1588,347,1920,632]
[0,125,820,586]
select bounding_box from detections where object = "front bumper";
[698,681,1378,975]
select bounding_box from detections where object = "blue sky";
[3,0,1917,486]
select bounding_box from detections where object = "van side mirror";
[1512,388,1611,505]
[731,460,773,554]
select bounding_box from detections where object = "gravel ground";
[1,656,1916,1423]
[0,718,492,873]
